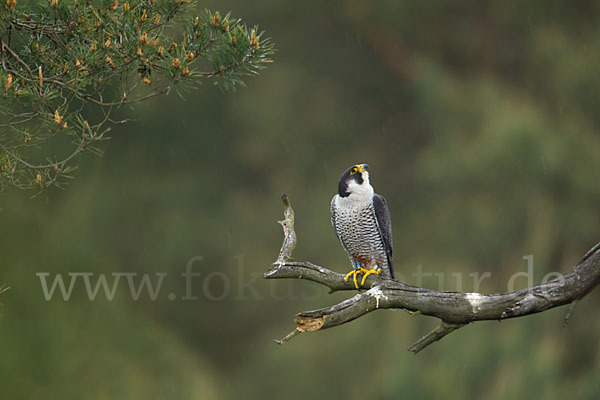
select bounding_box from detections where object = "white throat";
[336,171,374,207]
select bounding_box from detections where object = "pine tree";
[0,0,274,193]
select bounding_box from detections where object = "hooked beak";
[357,164,368,173]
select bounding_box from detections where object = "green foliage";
[0,0,274,193]
[2,1,600,400]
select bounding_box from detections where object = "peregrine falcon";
[330,164,394,288]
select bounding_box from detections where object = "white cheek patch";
[362,171,370,185]
[339,179,374,206]
[346,179,362,192]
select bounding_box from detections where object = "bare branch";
[264,196,600,353]
[274,193,296,264]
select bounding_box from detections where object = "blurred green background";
[2,1,600,398]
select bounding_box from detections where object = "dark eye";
[350,167,358,175]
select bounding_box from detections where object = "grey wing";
[373,193,394,278]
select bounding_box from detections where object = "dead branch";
[264,195,600,353]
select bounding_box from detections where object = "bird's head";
[337,163,374,200]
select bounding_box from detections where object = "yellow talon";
[344,270,356,282]
[360,268,381,286]
[344,267,379,289]
[353,270,359,288]
[343,269,361,289]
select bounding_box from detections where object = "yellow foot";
[344,269,362,289]
[360,267,381,286]
[344,267,381,289]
